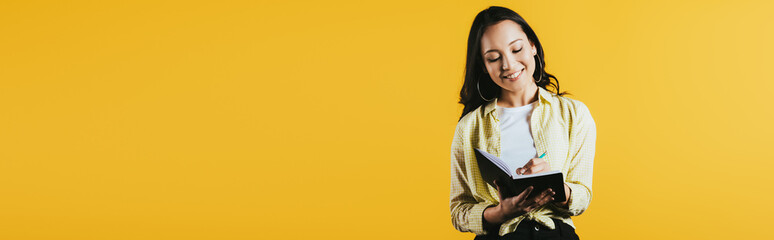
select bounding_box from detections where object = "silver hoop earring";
[535,56,544,84]
[477,80,493,101]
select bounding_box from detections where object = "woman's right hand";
[492,179,555,221]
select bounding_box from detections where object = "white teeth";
[505,69,522,79]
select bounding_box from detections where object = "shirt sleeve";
[556,101,596,216]
[449,124,497,235]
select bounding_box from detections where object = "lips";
[502,68,524,80]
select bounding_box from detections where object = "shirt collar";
[484,86,555,116]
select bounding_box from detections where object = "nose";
[501,54,513,71]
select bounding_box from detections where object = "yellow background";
[1,0,773,239]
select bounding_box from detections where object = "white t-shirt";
[496,100,539,175]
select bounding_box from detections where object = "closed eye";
[487,47,524,62]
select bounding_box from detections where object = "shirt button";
[534,226,540,231]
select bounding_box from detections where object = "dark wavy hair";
[458,6,569,121]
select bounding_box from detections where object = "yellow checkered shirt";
[449,87,596,236]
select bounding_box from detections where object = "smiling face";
[480,20,538,96]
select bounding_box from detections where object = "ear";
[531,42,537,56]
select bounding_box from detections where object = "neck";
[497,83,539,108]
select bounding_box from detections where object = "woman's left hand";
[515,157,550,175]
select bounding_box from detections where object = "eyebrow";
[484,39,523,54]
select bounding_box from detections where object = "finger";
[493,180,503,199]
[514,186,534,201]
[523,164,542,175]
[527,164,544,174]
[533,188,556,206]
[525,192,547,212]
[533,188,552,202]
[524,159,542,175]
[515,168,524,175]
[495,179,510,202]
[539,161,552,173]
[524,188,550,208]
[523,159,535,169]
[536,192,554,206]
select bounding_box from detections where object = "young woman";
[449,6,597,240]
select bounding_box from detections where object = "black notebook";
[474,148,566,201]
